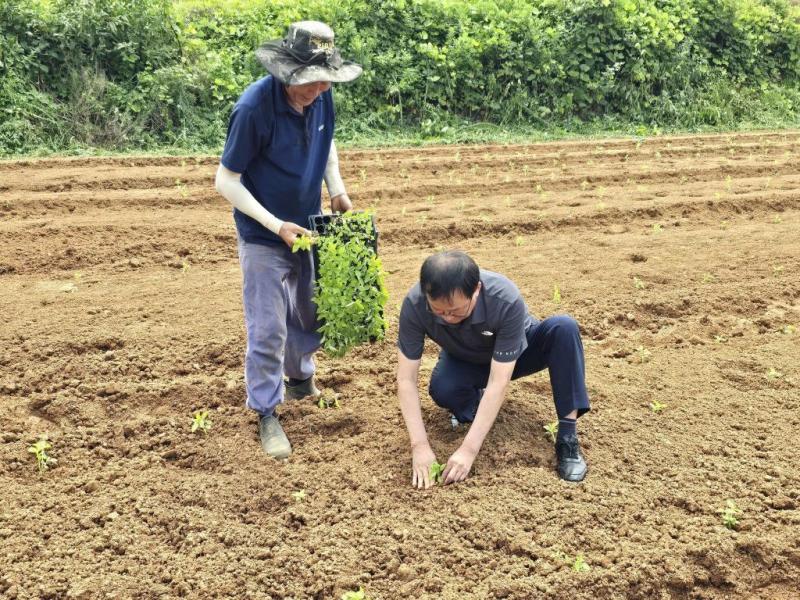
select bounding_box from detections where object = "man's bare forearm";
[398,379,430,448]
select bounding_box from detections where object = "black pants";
[428,315,591,423]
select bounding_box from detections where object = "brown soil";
[1,131,799,600]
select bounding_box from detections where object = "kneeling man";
[396,250,591,487]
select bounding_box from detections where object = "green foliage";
[2,0,800,155]
[720,499,742,529]
[543,420,558,443]
[28,438,57,472]
[291,234,315,253]
[191,410,212,433]
[317,391,341,409]
[429,461,445,484]
[314,212,388,357]
[341,587,368,600]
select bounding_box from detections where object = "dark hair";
[420,250,480,300]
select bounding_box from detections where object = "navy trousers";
[428,315,591,423]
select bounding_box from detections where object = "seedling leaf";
[429,461,444,485]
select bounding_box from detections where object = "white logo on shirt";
[481,330,494,336]
[318,124,325,131]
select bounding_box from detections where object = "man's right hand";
[411,442,437,490]
[278,221,311,249]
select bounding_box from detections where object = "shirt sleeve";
[221,104,264,174]
[492,297,529,362]
[397,296,426,360]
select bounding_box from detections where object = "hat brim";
[255,44,363,85]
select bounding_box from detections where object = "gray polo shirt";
[398,270,536,365]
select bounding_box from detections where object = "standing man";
[397,251,591,487]
[215,21,362,459]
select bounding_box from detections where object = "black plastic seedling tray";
[307,212,379,254]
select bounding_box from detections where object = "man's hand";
[330,193,352,213]
[443,445,477,485]
[278,221,312,249]
[411,442,437,489]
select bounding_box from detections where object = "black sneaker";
[555,434,588,482]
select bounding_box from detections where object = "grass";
[5,121,800,161]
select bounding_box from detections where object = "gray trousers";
[237,239,321,416]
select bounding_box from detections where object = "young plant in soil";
[552,284,561,304]
[720,500,742,529]
[543,421,558,443]
[572,554,590,573]
[429,461,444,485]
[341,588,369,600]
[292,489,306,502]
[649,400,666,413]
[317,392,341,409]
[28,438,57,472]
[191,410,212,434]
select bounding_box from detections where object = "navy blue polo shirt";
[398,270,536,365]
[221,75,335,245]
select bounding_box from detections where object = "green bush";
[1,0,799,155]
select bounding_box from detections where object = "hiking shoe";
[259,414,291,459]
[284,376,321,401]
[555,433,588,482]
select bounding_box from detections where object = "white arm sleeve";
[323,140,346,199]
[215,164,284,235]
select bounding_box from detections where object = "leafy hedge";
[2,0,799,154]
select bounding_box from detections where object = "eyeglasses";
[426,293,475,319]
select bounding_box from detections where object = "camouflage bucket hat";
[255,21,363,86]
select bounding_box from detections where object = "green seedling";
[702,273,716,283]
[514,236,525,247]
[636,346,651,364]
[429,461,444,485]
[783,325,797,335]
[341,588,368,600]
[650,400,666,413]
[633,276,645,290]
[28,438,57,472]
[191,410,212,434]
[766,367,782,381]
[175,179,190,198]
[714,335,727,344]
[292,489,306,502]
[772,215,782,224]
[652,223,663,233]
[291,234,315,253]
[580,180,589,191]
[572,555,590,573]
[317,392,341,409]
[181,259,190,275]
[552,284,561,304]
[772,265,784,275]
[721,220,729,230]
[720,500,741,529]
[543,421,558,443]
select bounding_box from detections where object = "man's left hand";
[330,193,352,213]
[443,445,477,484]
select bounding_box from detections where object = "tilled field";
[0,131,799,599]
